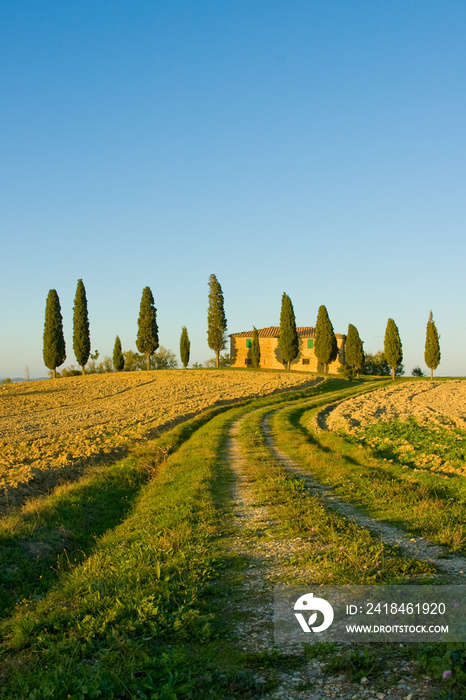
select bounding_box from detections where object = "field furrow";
[0,369,317,512]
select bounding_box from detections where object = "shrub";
[363,351,404,377]
[123,347,177,371]
[411,366,425,377]
[205,353,230,367]
[337,365,356,381]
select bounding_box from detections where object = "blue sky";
[1,1,465,378]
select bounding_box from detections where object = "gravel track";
[262,415,466,581]
[223,414,437,700]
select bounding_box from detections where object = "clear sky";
[1,1,465,378]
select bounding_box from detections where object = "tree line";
[42,275,440,379]
[42,274,227,377]
[274,293,440,379]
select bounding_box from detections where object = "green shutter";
[246,339,252,348]
[307,339,313,349]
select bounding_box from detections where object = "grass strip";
[0,403,249,622]
[0,457,148,620]
[237,407,435,585]
[272,403,466,553]
[270,402,466,697]
[235,405,466,698]
[0,404,251,699]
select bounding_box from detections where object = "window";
[246,339,252,348]
[307,339,314,349]
[245,358,252,365]
[302,358,310,365]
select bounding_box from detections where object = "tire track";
[262,413,466,580]
[223,414,437,700]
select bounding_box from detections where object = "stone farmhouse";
[229,326,346,373]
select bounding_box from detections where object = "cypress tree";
[73,279,91,374]
[207,274,227,368]
[136,286,159,371]
[43,289,66,379]
[384,318,403,380]
[180,326,191,369]
[345,323,364,378]
[251,326,261,368]
[113,335,125,372]
[314,305,338,373]
[278,293,299,370]
[424,311,440,380]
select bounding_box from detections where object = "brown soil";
[325,380,466,433]
[0,370,315,511]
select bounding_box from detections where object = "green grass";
[0,402,248,623]
[0,457,147,619]
[270,403,466,553]
[268,396,466,697]
[343,416,466,477]
[412,642,466,698]
[236,406,435,585]
[0,405,248,699]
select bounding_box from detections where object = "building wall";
[230,335,345,373]
[230,336,279,368]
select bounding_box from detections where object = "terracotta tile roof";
[231,326,277,338]
[230,325,346,339]
[296,327,316,338]
[230,326,314,338]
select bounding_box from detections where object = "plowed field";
[325,380,466,477]
[0,370,315,510]
[326,380,466,432]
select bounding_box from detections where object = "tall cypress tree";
[314,305,338,373]
[73,279,91,374]
[43,289,66,379]
[113,335,125,372]
[136,287,159,371]
[345,323,364,378]
[180,326,191,369]
[251,326,261,368]
[278,293,299,370]
[207,274,227,368]
[384,318,403,380]
[425,311,440,380]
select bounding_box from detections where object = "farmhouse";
[230,326,346,373]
